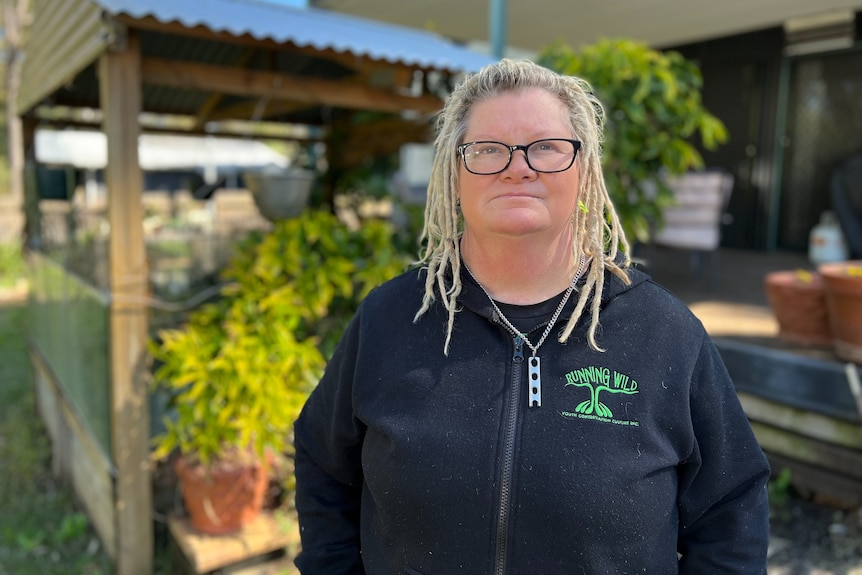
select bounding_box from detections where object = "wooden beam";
[193,47,259,129]
[99,29,153,575]
[339,119,431,169]
[140,57,443,114]
[22,117,40,248]
[31,115,323,144]
[202,98,315,123]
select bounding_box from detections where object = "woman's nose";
[504,150,536,177]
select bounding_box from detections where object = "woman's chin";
[482,212,554,237]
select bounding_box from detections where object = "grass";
[0,243,25,290]
[0,298,114,574]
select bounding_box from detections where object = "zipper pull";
[513,335,524,363]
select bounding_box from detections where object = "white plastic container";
[809,211,849,265]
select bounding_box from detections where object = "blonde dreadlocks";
[414,58,631,353]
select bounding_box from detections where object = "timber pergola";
[17,1,492,573]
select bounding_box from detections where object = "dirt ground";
[768,490,862,574]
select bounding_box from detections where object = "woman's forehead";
[464,89,573,139]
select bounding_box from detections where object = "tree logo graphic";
[564,366,638,419]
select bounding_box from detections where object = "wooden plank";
[140,57,443,114]
[718,337,861,421]
[29,344,117,557]
[31,344,67,476]
[739,391,862,450]
[60,383,117,558]
[168,511,300,574]
[99,28,153,575]
[225,553,300,575]
[765,452,862,507]
[749,421,862,481]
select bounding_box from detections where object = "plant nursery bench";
[168,510,300,574]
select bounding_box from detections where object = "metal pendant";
[528,356,541,407]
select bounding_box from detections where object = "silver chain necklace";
[465,254,587,408]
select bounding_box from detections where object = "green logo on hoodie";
[560,366,639,425]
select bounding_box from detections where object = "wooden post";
[99,28,153,575]
[4,0,29,205]
[21,116,39,248]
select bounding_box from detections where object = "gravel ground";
[768,489,862,574]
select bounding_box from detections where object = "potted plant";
[764,269,832,347]
[150,210,409,534]
[819,261,862,363]
[538,38,728,244]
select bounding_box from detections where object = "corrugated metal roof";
[95,0,495,73]
[18,0,110,116]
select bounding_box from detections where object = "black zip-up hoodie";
[294,265,771,574]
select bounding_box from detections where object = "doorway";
[778,49,862,250]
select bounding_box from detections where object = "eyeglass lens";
[461,139,578,175]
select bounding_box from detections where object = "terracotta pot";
[764,270,832,347]
[175,454,269,535]
[819,261,862,364]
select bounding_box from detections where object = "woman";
[294,58,770,574]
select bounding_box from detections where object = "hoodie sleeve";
[676,334,771,574]
[293,311,367,575]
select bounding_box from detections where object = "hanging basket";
[763,270,832,347]
[819,261,862,364]
[244,169,314,222]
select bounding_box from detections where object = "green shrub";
[538,38,728,244]
[150,210,410,467]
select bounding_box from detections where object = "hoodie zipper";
[494,335,524,575]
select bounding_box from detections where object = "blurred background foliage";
[539,38,728,245]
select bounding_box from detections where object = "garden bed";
[715,336,862,507]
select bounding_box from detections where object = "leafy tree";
[538,38,728,244]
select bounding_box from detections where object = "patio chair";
[650,169,735,291]
[831,154,862,259]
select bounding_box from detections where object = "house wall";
[671,15,862,252]
[780,47,862,251]
[673,28,786,250]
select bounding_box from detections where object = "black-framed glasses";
[457,138,582,175]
